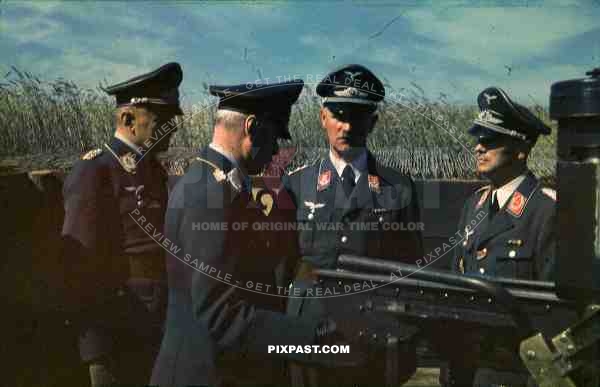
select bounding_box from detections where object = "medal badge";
[368,174,381,194]
[507,239,523,247]
[259,191,274,216]
[120,152,137,174]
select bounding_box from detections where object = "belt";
[128,255,166,280]
[294,261,317,281]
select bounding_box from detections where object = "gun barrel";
[339,254,556,291]
[338,254,534,335]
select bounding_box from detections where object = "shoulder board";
[81,148,103,160]
[287,164,309,176]
[475,185,491,209]
[195,157,227,183]
[289,158,320,176]
[476,184,491,194]
[541,187,556,201]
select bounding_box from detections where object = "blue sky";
[2,0,599,105]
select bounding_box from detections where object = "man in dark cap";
[440,87,556,387]
[283,64,424,386]
[61,62,183,386]
[151,79,353,387]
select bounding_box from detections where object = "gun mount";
[310,255,578,374]
[510,67,600,387]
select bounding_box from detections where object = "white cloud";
[2,2,181,87]
[2,7,64,45]
[404,6,598,68]
[357,4,599,103]
[2,1,598,105]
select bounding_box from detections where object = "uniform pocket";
[297,207,316,252]
[367,209,411,258]
[496,245,534,279]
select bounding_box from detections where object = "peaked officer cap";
[316,64,385,111]
[469,86,551,142]
[103,62,183,115]
[209,79,304,140]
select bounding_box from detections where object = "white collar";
[226,168,248,192]
[329,149,367,184]
[114,132,143,155]
[493,173,527,208]
[209,143,239,168]
[209,143,248,192]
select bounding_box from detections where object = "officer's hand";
[314,318,344,345]
[310,318,366,367]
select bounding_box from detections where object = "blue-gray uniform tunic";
[453,171,556,281]
[284,154,424,268]
[283,153,424,385]
[151,146,319,387]
[446,171,556,386]
[61,137,168,381]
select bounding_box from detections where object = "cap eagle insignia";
[333,87,368,98]
[483,92,498,105]
[344,71,362,81]
[477,109,504,125]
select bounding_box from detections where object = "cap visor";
[468,124,504,139]
[323,101,377,114]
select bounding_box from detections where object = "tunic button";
[479,268,485,274]
[462,241,467,247]
[341,236,348,243]
[378,216,384,223]
[266,240,271,248]
[308,213,314,220]
[508,250,516,258]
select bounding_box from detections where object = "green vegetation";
[0,69,556,179]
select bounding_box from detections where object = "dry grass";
[0,69,557,179]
